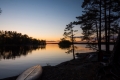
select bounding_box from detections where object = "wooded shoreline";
[47,42,115,44]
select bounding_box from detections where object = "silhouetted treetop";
[0,8,2,14]
[0,30,46,45]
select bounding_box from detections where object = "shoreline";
[0,52,108,80]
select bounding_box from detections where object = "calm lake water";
[0,44,114,79]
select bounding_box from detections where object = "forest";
[0,0,120,80]
[0,30,46,45]
[59,0,120,61]
[58,1,120,79]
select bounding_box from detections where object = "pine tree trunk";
[109,29,120,65]
[104,0,109,54]
[98,0,102,61]
[107,0,111,54]
[72,30,75,60]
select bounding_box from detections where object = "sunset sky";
[0,0,83,41]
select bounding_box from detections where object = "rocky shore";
[1,52,118,80]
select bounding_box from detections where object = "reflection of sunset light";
[0,44,102,79]
[74,44,94,53]
[36,44,64,55]
[45,44,59,50]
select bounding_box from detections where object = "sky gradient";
[0,0,83,41]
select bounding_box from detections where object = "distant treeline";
[0,30,46,45]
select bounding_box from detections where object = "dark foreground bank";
[1,52,119,80]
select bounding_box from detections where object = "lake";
[0,44,114,79]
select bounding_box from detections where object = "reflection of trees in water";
[65,44,77,60]
[0,45,46,60]
[58,42,77,60]
[85,43,97,51]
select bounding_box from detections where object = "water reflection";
[0,45,46,60]
[85,44,97,51]
[58,43,96,59]
[58,43,77,60]
[0,44,95,60]
[0,44,94,79]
